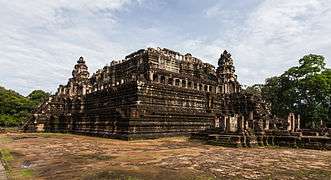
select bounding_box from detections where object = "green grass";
[0,148,13,176]
[0,148,35,179]
[0,148,13,164]
[0,136,13,144]
[19,169,34,178]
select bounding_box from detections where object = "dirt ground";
[0,133,331,180]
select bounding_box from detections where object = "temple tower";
[217,50,240,93]
[68,57,90,96]
[72,57,89,81]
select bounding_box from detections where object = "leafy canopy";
[0,86,49,127]
[250,54,330,127]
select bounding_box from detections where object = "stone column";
[149,72,153,81]
[221,116,226,132]
[287,113,295,132]
[80,101,84,113]
[82,85,86,95]
[245,119,249,130]
[238,116,245,132]
[226,116,231,132]
[165,76,169,84]
[296,114,300,131]
[264,119,269,130]
[249,111,254,120]
[287,114,291,131]
[292,114,296,132]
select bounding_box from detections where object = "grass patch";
[0,148,13,177]
[19,169,34,178]
[0,135,13,144]
[0,148,13,166]
[0,148,35,180]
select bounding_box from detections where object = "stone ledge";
[192,132,331,150]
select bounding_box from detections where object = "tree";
[242,84,263,96]
[261,54,331,127]
[28,90,50,105]
[0,86,50,127]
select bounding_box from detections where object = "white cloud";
[179,0,331,86]
[0,0,134,95]
[205,5,225,18]
[233,0,331,85]
[0,0,330,95]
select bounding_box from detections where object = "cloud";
[178,0,331,86]
[0,0,135,95]
[0,0,330,95]
[233,0,331,85]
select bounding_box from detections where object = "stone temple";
[23,47,331,149]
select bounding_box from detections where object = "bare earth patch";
[0,133,330,180]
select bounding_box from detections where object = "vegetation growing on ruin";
[0,87,49,127]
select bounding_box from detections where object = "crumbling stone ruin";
[23,47,331,149]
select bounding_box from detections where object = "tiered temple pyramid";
[24,48,330,149]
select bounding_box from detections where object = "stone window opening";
[194,83,197,89]
[199,84,203,91]
[182,80,186,87]
[188,81,192,88]
[175,79,180,86]
[168,78,173,85]
[204,85,208,91]
[153,74,158,82]
[160,76,165,84]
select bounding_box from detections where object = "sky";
[0,0,330,95]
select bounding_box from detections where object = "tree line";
[0,87,49,127]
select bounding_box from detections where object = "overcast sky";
[0,0,330,95]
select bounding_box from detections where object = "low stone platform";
[191,129,331,150]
